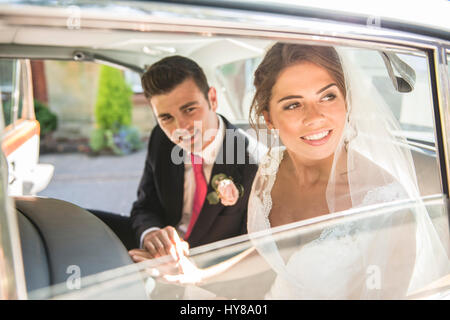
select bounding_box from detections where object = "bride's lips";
[300,129,333,146]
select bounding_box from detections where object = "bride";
[149,42,449,299]
[245,42,449,299]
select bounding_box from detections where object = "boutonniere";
[206,173,244,206]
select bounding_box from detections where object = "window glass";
[18,40,448,301]
[36,60,153,214]
[124,69,143,94]
[215,57,261,123]
[350,50,434,145]
[0,59,17,127]
[396,53,434,139]
[28,196,450,300]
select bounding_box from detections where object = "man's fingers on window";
[129,249,153,262]
[144,240,159,258]
[164,226,185,259]
[170,227,184,247]
[164,226,177,242]
[145,229,158,240]
[172,231,189,257]
[152,236,168,257]
[159,231,177,257]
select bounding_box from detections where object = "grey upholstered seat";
[16,197,147,299]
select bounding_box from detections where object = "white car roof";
[257,0,450,32]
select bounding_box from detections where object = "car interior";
[0,8,448,298]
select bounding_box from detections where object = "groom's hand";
[132,226,189,262]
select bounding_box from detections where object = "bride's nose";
[302,103,325,127]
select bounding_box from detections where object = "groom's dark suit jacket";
[130,115,259,248]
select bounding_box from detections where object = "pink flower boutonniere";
[206,173,244,206]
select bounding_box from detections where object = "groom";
[129,56,260,262]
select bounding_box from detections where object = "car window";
[34,60,154,214]
[215,57,261,123]
[351,50,435,146]
[23,42,449,300]
[0,59,22,128]
[124,69,143,94]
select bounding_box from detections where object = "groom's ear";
[262,110,273,130]
[207,86,218,111]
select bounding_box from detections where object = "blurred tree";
[35,100,58,137]
[90,65,142,155]
[95,65,132,132]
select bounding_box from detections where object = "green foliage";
[89,126,142,155]
[94,65,133,132]
[2,99,12,126]
[89,128,122,155]
[119,125,143,152]
[90,65,143,155]
[88,127,106,152]
[34,100,58,136]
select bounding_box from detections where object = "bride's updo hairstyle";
[249,42,346,130]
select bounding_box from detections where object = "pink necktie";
[185,153,207,239]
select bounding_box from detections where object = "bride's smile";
[300,129,333,146]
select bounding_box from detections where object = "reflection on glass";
[21,44,450,301]
[27,196,450,300]
[215,58,261,121]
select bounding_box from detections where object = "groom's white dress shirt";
[140,116,225,247]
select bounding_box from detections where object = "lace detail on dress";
[316,222,356,242]
[255,147,285,230]
[360,182,407,206]
[313,182,406,245]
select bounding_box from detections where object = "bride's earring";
[344,116,357,152]
[271,128,278,138]
[271,128,280,148]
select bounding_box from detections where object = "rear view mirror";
[380,52,416,92]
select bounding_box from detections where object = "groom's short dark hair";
[141,55,210,100]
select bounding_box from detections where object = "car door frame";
[0,1,449,300]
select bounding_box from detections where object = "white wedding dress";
[247,147,419,299]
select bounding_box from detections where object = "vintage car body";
[1,58,54,197]
[0,0,449,300]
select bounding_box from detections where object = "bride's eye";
[283,102,301,110]
[321,93,336,102]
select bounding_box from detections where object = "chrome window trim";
[434,46,450,196]
[20,59,36,121]
[11,59,20,129]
